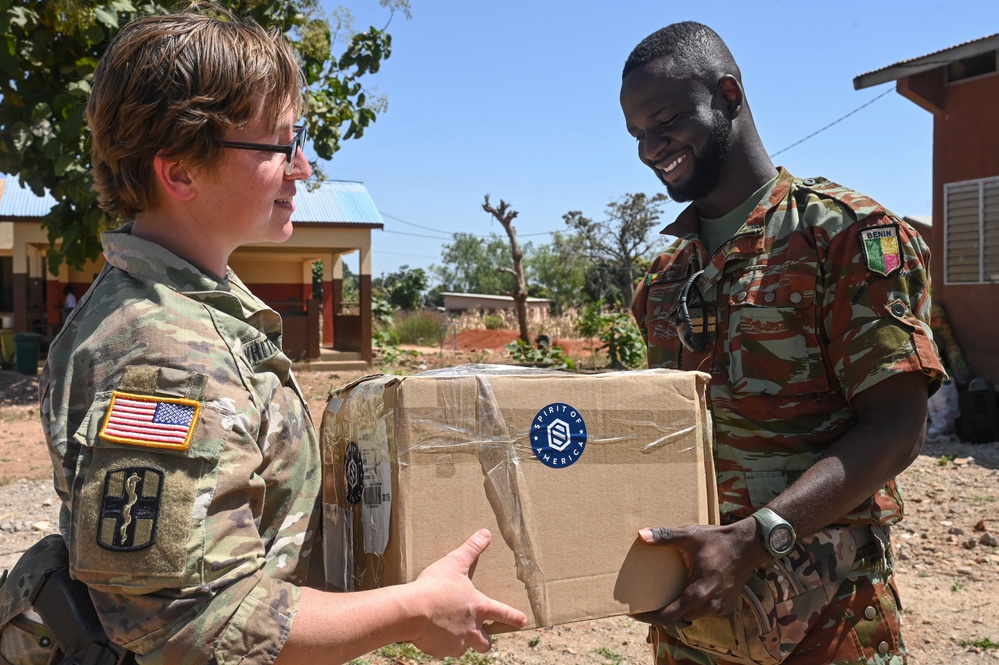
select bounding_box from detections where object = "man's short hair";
[622,21,740,86]
[87,1,304,220]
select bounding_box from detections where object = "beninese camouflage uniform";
[38,224,321,664]
[631,169,946,664]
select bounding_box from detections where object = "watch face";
[769,525,794,554]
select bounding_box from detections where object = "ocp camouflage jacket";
[40,224,320,664]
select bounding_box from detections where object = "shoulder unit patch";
[97,466,163,551]
[99,391,200,451]
[858,224,902,276]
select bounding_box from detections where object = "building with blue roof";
[0,177,382,366]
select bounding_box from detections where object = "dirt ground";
[2,333,998,663]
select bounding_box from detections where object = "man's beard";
[662,111,732,203]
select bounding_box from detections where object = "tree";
[524,230,590,315]
[0,0,406,272]
[563,192,669,307]
[430,232,518,296]
[482,195,529,344]
[375,265,428,312]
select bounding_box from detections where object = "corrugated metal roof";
[0,178,57,217]
[0,176,382,225]
[291,180,383,225]
[854,33,999,89]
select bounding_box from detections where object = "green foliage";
[483,314,504,330]
[374,637,498,664]
[960,637,999,650]
[524,230,591,314]
[575,302,646,370]
[505,339,576,370]
[395,309,444,345]
[563,192,669,307]
[598,311,646,370]
[311,260,324,300]
[341,261,360,306]
[374,642,426,661]
[937,454,955,466]
[431,232,520,296]
[0,0,399,273]
[527,636,541,648]
[376,265,428,311]
[595,646,625,665]
[372,292,394,327]
[576,301,606,339]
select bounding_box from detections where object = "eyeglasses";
[216,123,308,175]
[677,269,710,353]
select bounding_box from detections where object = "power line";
[768,88,894,159]
[380,211,452,235]
[380,210,558,240]
[381,229,452,240]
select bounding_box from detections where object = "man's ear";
[715,75,744,119]
[152,152,197,202]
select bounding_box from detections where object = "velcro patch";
[99,391,200,451]
[858,224,902,276]
[97,467,163,551]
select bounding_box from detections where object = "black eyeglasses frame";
[216,123,308,175]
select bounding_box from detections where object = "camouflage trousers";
[648,566,904,665]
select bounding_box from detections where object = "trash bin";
[13,332,43,376]
[0,329,15,369]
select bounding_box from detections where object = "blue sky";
[319,1,999,278]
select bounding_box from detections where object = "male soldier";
[622,22,945,664]
[26,4,526,664]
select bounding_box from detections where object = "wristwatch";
[752,507,796,558]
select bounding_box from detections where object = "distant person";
[622,22,945,664]
[21,3,526,664]
[61,284,77,325]
[62,285,77,311]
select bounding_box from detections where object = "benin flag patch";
[858,224,902,276]
[100,391,200,451]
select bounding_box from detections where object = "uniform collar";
[102,222,233,294]
[661,167,796,241]
[100,222,277,329]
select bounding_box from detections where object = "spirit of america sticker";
[531,402,587,469]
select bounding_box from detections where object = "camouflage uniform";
[39,224,320,665]
[631,169,946,664]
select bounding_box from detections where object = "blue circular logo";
[530,402,587,468]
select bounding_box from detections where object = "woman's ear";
[152,152,197,202]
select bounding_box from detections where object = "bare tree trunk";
[482,195,530,344]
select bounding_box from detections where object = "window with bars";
[944,176,999,284]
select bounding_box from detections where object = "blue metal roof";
[291,180,383,225]
[0,176,382,225]
[0,178,57,217]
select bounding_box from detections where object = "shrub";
[395,309,446,345]
[483,314,505,330]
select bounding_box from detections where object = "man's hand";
[632,519,769,627]
[408,529,528,657]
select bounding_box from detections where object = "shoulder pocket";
[69,375,235,590]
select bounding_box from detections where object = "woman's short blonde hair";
[87,2,304,220]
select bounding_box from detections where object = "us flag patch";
[99,391,201,451]
[858,224,902,276]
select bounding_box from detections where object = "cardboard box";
[321,365,717,629]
